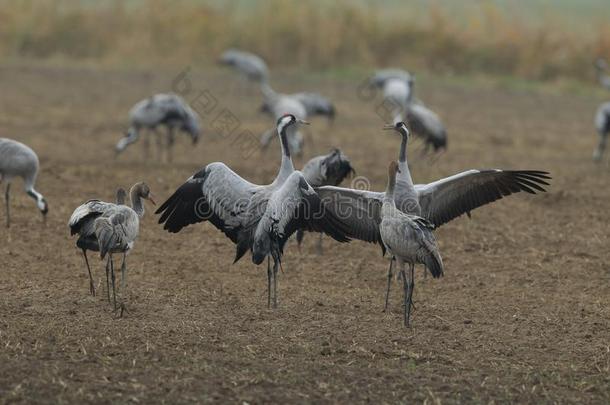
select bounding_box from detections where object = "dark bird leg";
[166,126,175,163]
[405,263,416,327]
[383,257,394,312]
[267,256,272,308]
[400,263,409,327]
[272,258,279,309]
[120,252,127,290]
[82,249,95,296]
[110,255,117,311]
[5,182,10,228]
[143,131,151,160]
[153,128,163,162]
[594,131,608,161]
[296,229,304,253]
[105,256,111,303]
[118,252,128,317]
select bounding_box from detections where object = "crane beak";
[383,124,394,130]
[147,193,156,206]
[298,119,310,125]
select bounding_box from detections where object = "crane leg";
[272,258,279,309]
[82,249,95,296]
[120,252,127,290]
[105,256,111,303]
[593,131,608,161]
[110,255,117,311]
[400,264,408,326]
[383,257,394,312]
[5,182,10,228]
[403,263,415,327]
[143,131,150,161]
[154,129,163,162]
[267,256,271,308]
[166,127,175,163]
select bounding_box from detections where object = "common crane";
[316,122,550,308]
[297,148,355,253]
[0,138,48,228]
[219,49,269,85]
[156,114,349,308]
[260,84,309,156]
[115,93,200,162]
[69,183,155,314]
[261,92,335,123]
[370,70,447,151]
[380,161,443,326]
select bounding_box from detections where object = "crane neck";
[384,170,397,204]
[397,134,414,186]
[260,82,277,101]
[276,124,295,182]
[130,187,145,218]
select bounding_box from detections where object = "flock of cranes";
[19,48,610,327]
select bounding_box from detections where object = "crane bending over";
[115,94,200,162]
[219,49,269,85]
[380,161,443,326]
[156,114,349,308]
[297,148,355,253]
[0,138,48,228]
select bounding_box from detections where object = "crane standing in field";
[219,49,270,88]
[316,122,550,313]
[259,84,309,156]
[370,69,447,151]
[68,187,129,298]
[0,138,49,228]
[69,183,155,315]
[261,91,336,124]
[380,161,443,327]
[115,93,200,163]
[156,114,350,308]
[297,148,355,253]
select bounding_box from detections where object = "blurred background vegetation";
[1,0,610,82]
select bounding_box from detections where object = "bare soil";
[0,65,608,404]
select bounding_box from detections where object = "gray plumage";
[406,101,447,151]
[69,183,154,313]
[370,69,414,88]
[317,122,550,308]
[371,69,447,151]
[593,101,610,161]
[297,148,355,252]
[380,161,443,326]
[595,58,610,91]
[219,49,269,84]
[0,138,48,228]
[116,93,201,162]
[156,114,349,308]
[260,84,309,156]
[262,92,335,122]
[318,122,550,244]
